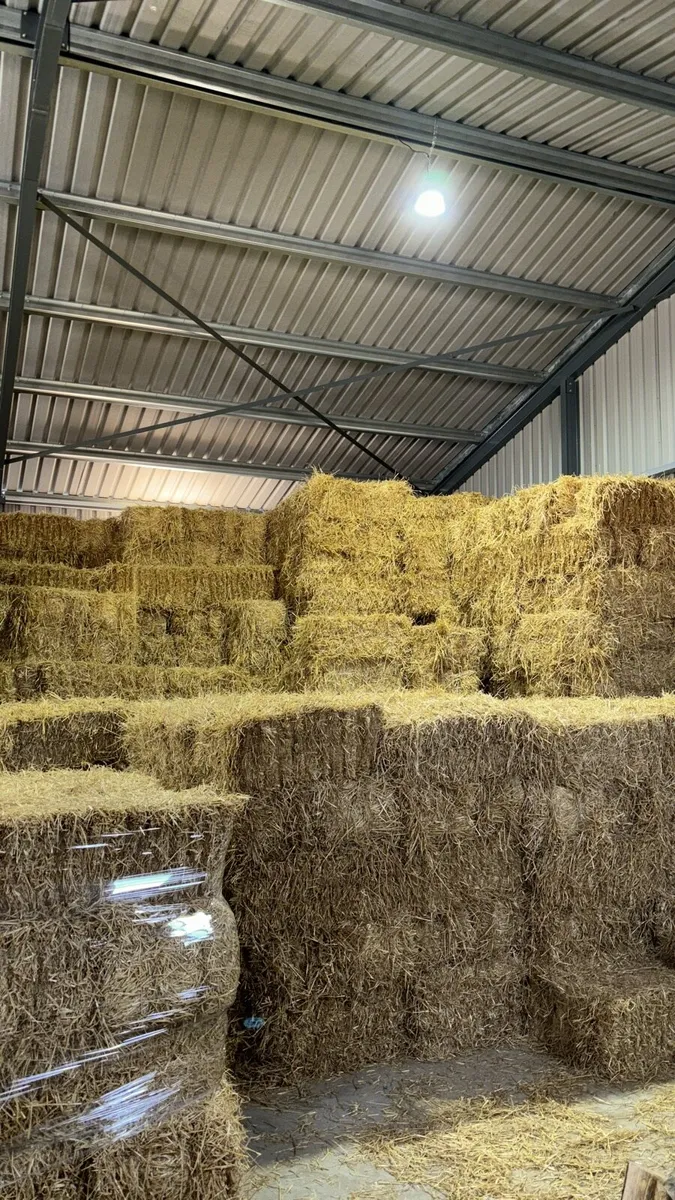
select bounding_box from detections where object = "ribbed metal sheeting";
[1,0,675,509]
[61,0,675,172]
[580,294,675,477]
[459,396,562,496]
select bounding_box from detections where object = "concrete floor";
[241,1047,675,1200]
[241,1047,569,1200]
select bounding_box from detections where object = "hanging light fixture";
[414,117,446,218]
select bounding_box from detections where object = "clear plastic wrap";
[0,773,244,1199]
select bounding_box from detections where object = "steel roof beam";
[0,181,624,313]
[14,377,482,444]
[7,439,314,482]
[1,11,674,207]
[276,0,675,119]
[432,241,675,491]
[0,0,72,482]
[1,294,541,385]
[4,490,133,512]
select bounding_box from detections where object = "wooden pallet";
[622,1164,675,1200]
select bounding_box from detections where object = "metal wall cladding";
[580,294,675,477]
[459,395,562,496]
[58,0,675,172]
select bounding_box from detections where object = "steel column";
[0,0,71,491]
[560,378,580,476]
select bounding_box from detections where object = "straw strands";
[12,663,260,701]
[365,1082,675,1200]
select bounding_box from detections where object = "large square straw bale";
[124,693,382,794]
[531,957,675,1079]
[0,514,117,568]
[0,700,126,771]
[118,507,265,566]
[88,1077,244,1200]
[0,1014,231,1150]
[0,587,137,665]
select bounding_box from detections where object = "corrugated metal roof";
[1,0,675,509]
[57,0,675,171]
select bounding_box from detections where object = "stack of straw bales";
[0,768,246,1197]
[0,505,285,699]
[450,475,675,696]
[124,691,528,1081]
[268,475,487,692]
[520,696,675,1079]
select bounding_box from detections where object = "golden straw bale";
[290,556,401,615]
[0,514,117,568]
[642,526,675,570]
[0,562,106,590]
[268,474,413,614]
[0,699,126,771]
[221,601,287,684]
[0,587,137,665]
[407,620,486,690]
[118,506,265,566]
[124,692,382,794]
[398,493,488,618]
[0,767,244,917]
[12,663,256,701]
[137,604,226,669]
[88,1077,245,1200]
[285,614,411,690]
[449,475,675,696]
[531,957,675,1079]
[105,563,275,605]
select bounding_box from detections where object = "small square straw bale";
[0,514,116,568]
[0,1014,231,1150]
[106,564,275,605]
[0,700,127,772]
[118,507,265,566]
[88,1076,245,1200]
[221,601,287,684]
[0,768,244,917]
[284,614,411,690]
[0,587,137,665]
[12,664,256,702]
[531,956,675,1080]
[124,693,382,794]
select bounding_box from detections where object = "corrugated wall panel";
[459,396,561,496]
[580,295,675,476]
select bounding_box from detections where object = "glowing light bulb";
[414,189,446,217]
